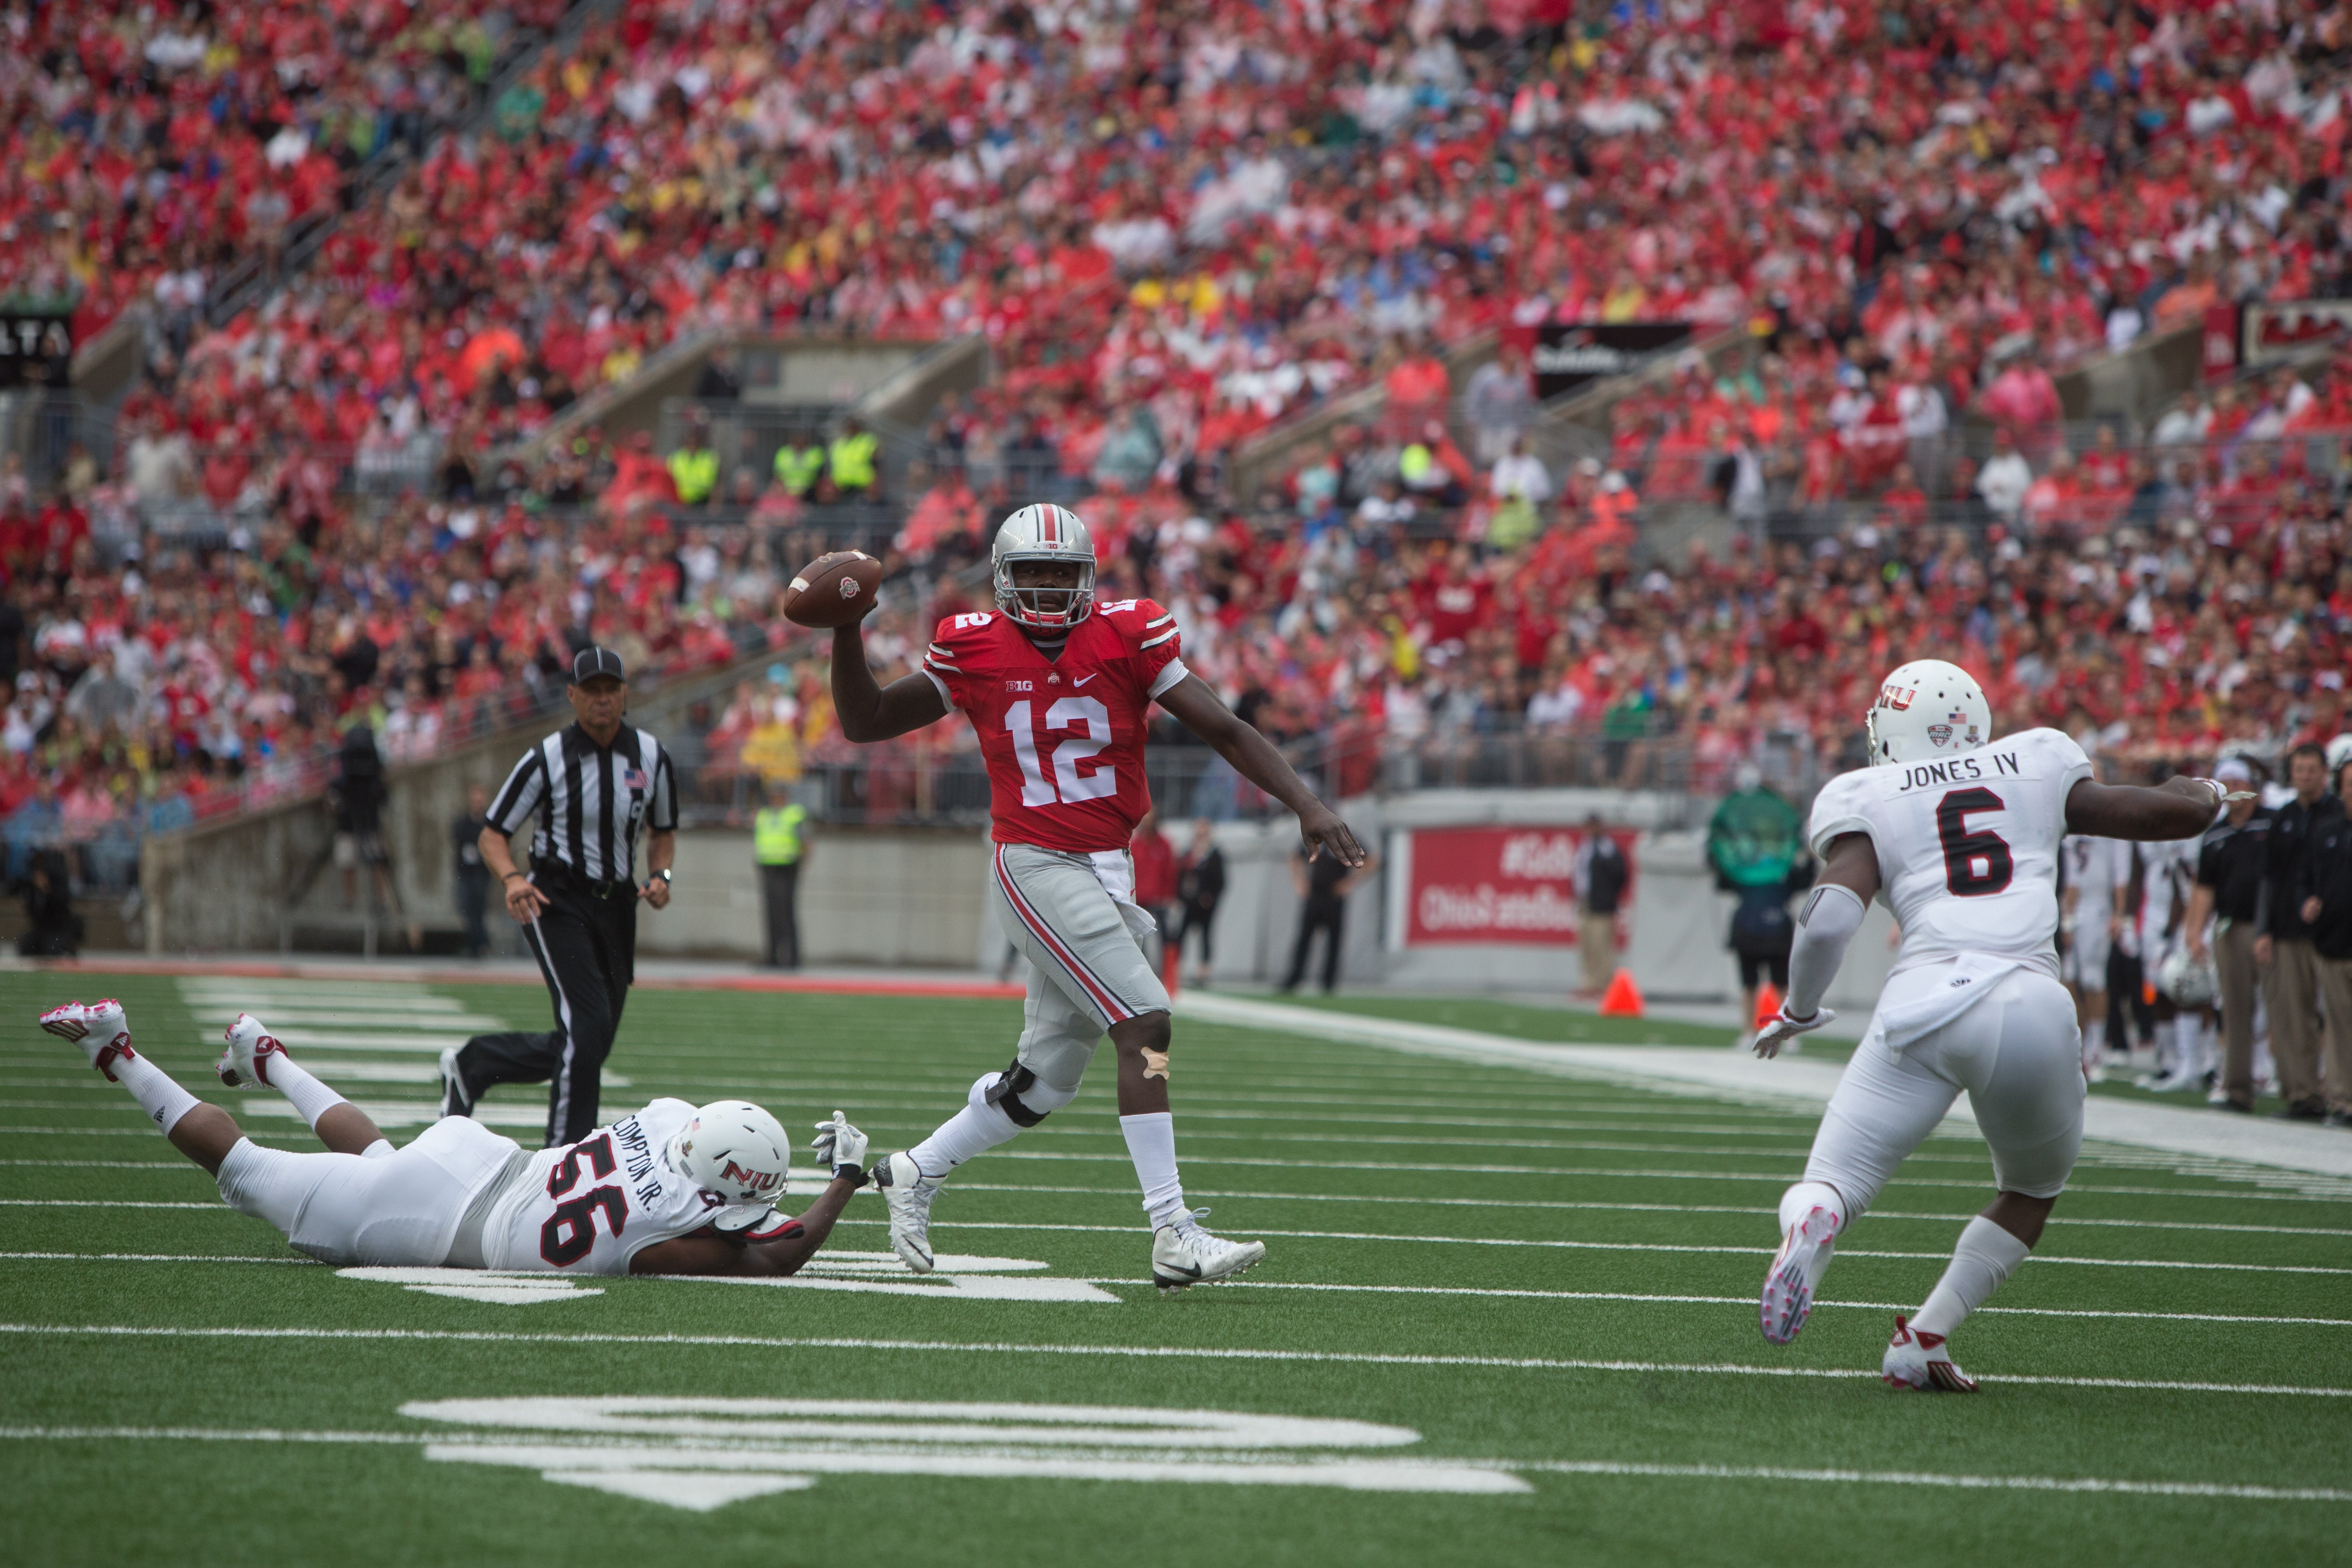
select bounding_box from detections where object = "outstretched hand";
[1298,803,1365,867]
[1753,1005,1835,1059]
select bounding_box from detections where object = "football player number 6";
[1005,697,1117,808]
[1936,787,2014,897]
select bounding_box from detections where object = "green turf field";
[3,970,2348,1567]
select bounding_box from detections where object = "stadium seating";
[7,0,2352,888]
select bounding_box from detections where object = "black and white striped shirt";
[488,723,678,883]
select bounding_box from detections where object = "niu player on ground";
[828,503,1365,1288]
[40,1000,873,1278]
[1744,659,2226,1389]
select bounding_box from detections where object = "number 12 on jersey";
[1004,697,1117,808]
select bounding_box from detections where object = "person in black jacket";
[1573,815,1630,995]
[1175,819,1225,987]
[2260,743,2337,1120]
[2293,756,2352,1127]
[2186,760,2270,1112]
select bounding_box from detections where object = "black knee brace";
[983,1058,1051,1127]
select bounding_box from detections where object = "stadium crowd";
[7,0,2352,897]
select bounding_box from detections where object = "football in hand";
[783,550,882,628]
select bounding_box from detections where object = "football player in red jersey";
[830,503,1365,1288]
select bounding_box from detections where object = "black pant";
[1284,894,1345,993]
[456,877,636,1146]
[455,866,491,957]
[1179,899,1218,967]
[761,862,800,968]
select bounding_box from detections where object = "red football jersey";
[923,599,1187,853]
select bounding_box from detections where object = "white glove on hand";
[1753,1006,1835,1059]
[810,1111,870,1183]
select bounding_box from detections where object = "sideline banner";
[1531,322,1692,401]
[1397,826,1635,946]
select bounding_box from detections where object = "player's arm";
[830,621,948,741]
[2184,881,2216,959]
[626,1174,863,1278]
[1156,676,1365,866]
[1754,831,1880,1059]
[2063,777,2229,842]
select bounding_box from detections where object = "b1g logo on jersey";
[1004,680,1034,692]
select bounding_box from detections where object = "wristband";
[835,1162,871,1190]
[502,872,528,884]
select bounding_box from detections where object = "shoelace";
[1171,1206,1219,1247]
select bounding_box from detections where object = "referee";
[440,647,678,1146]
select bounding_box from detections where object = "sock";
[112,1049,200,1135]
[262,1052,349,1132]
[1777,1180,1845,1234]
[1120,1112,1186,1229]
[907,1101,1020,1184]
[1911,1215,2032,1337]
[2080,1017,2105,1075]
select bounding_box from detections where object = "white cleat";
[871,1152,937,1274]
[216,1013,289,1089]
[38,1000,133,1081]
[2138,1070,2200,1094]
[1882,1313,1977,1392]
[1151,1207,1266,1291]
[1759,1204,1840,1345]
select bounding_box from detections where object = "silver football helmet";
[664,1099,789,1235]
[1864,659,1991,766]
[991,504,1096,632]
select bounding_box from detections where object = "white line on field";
[879,1182,2352,1238]
[4,1197,2335,1274]
[0,1325,2341,1398]
[0,1251,2337,1327]
[9,1169,2348,1238]
[3,1427,2342,1503]
[1489,1460,2352,1503]
[1064,1279,2352,1326]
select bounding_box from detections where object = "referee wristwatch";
[652,869,673,884]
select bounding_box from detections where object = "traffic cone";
[1598,968,1644,1018]
[1754,981,1783,1029]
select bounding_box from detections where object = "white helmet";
[2156,946,2220,1008]
[664,1100,790,1235]
[2326,733,2352,778]
[991,503,1096,632]
[1865,659,1991,766]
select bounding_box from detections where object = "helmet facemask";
[995,553,1097,632]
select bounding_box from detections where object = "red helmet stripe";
[1039,507,1058,544]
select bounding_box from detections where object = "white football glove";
[810,1111,870,1184]
[1752,1005,1834,1059]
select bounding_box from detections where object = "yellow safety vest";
[755,804,806,865]
[773,443,824,494]
[668,445,719,504]
[828,431,878,491]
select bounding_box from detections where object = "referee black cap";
[571,647,627,686]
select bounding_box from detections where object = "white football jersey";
[2060,833,2129,926]
[1808,727,2094,977]
[481,1098,732,1275]
[2134,837,2200,953]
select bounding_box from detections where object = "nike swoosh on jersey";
[1073,674,1097,686]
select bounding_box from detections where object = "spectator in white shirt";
[1975,428,2034,521]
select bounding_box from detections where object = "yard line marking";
[806,1219,2352,1274]
[861,1183,2352,1238]
[0,1253,2334,1326]
[1064,1279,2352,1327]
[1488,1460,2352,1503]
[7,1168,2344,1239]
[7,1197,2337,1272]
[3,1326,2342,1398]
[4,1427,2343,1503]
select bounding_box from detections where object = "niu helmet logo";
[1880,685,1916,711]
[721,1159,779,1193]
